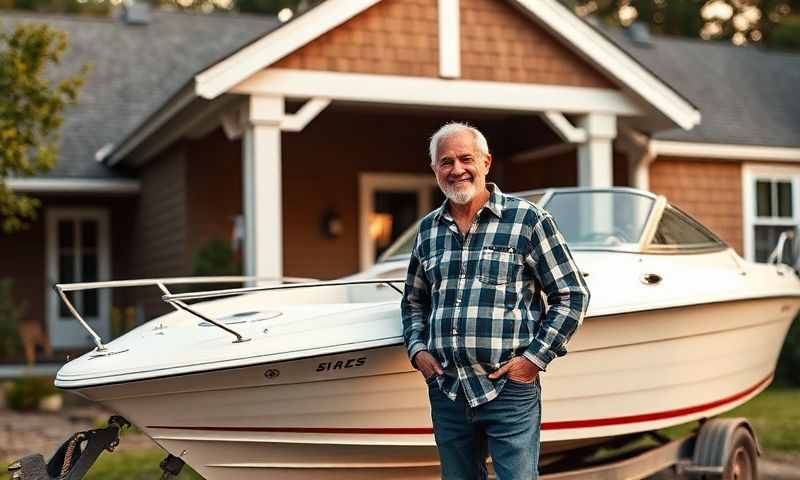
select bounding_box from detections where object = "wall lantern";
[321,209,344,239]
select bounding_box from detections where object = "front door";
[359,173,443,270]
[46,208,111,348]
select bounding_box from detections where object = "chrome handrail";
[54,275,317,352]
[767,230,795,265]
[160,277,406,303]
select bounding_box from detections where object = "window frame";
[742,165,800,262]
[643,204,727,254]
[358,173,439,270]
[45,207,112,348]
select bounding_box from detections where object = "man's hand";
[414,351,444,380]
[488,356,540,383]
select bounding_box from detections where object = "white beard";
[440,180,478,205]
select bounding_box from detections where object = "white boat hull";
[68,296,796,479]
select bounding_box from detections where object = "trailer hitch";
[7,416,130,480]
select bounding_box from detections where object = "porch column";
[576,113,616,187]
[243,95,284,282]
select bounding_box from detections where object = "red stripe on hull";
[147,373,772,434]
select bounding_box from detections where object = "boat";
[51,187,800,479]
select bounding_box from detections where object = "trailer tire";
[722,426,757,480]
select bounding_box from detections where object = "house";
[1,0,799,367]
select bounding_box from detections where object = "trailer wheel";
[723,427,757,480]
[690,418,760,480]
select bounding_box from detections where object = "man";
[401,122,590,480]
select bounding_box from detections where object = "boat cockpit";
[377,187,728,262]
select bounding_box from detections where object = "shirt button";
[452,328,458,335]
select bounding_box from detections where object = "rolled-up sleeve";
[523,212,590,371]
[401,235,431,367]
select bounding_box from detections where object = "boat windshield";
[542,191,654,250]
[377,190,655,262]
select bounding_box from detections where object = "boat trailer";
[7,416,758,479]
[6,416,185,480]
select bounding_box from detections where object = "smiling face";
[432,130,492,205]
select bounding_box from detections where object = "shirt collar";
[433,183,505,223]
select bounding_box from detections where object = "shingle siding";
[274,0,439,77]
[649,157,743,254]
[460,0,615,88]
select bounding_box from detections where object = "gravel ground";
[2,405,799,478]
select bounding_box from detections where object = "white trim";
[195,0,381,99]
[438,0,460,79]
[280,97,331,132]
[45,208,112,348]
[741,163,800,262]
[616,127,655,191]
[194,0,698,130]
[651,140,800,161]
[541,111,587,143]
[7,177,140,194]
[243,95,284,284]
[577,113,616,188]
[359,173,438,270]
[233,69,644,115]
[511,0,700,130]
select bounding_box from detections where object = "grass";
[3,387,798,479]
[2,449,204,480]
[692,386,799,452]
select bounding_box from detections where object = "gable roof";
[192,0,700,131]
[0,9,278,179]
[604,28,800,148]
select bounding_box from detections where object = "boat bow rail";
[53,275,365,353]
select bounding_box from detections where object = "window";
[744,167,800,263]
[650,206,724,249]
[46,208,111,348]
[359,174,440,269]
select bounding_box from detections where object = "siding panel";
[649,157,743,254]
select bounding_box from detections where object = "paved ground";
[2,404,798,478]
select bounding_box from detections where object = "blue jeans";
[427,377,541,480]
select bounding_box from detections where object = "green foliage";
[771,14,800,49]
[191,239,241,277]
[234,0,297,15]
[4,376,59,411]
[0,278,23,358]
[0,23,88,233]
[568,0,800,51]
[775,314,800,386]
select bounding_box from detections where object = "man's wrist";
[522,351,548,372]
[408,344,428,369]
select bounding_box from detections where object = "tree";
[0,23,87,233]
[565,0,800,50]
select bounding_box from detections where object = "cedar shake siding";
[459,0,615,87]
[185,129,243,264]
[0,213,46,361]
[129,146,189,279]
[128,145,189,319]
[649,157,743,254]
[274,0,439,77]
[273,0,616,89]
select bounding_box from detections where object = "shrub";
[5,376,59,411]
[775,313,800,387]
[0,278,23,358]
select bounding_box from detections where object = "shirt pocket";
[421,251,444,285]
[477,246,521,286]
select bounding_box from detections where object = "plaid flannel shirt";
[401,184,590,407]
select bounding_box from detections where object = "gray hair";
[428,122,490,166]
